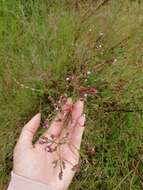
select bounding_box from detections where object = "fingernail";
[67,97,72,103]
[75,99,84,107]
[37,113,41,118]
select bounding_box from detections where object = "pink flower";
[79,87,98,97]
[66,74,76,81]
[43,122,49,129]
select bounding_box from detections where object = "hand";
[13,98,85,190]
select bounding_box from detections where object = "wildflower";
[59,95,67,104]
[70,74,75,80]
[66,77,70,81]
[58,100,61,104]
[113,58,117,64]
[66,74,76,81]
[48,96,55,104]
[84,93,88,98]
[55,107,59,111]
[100,32,104,36]
[88,87,98,94]
[45,145,52,152]
[39,136,50,144]
[85,143,96,156]
[43,122,48,129]
[79,86,98,97]
[87,71,91,75]
[105,58,117,65]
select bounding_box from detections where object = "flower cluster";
[40,70,98,179]
[41,101,82,180]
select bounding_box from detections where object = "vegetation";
[0,0,143,189]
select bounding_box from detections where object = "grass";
[0,0,143,189]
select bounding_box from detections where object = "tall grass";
[0,0,143,189]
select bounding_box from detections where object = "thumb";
[17,113,41,149]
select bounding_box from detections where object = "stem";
[113,170,134,190]
[62,157,75,167]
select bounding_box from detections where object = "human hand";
[13,98,85,190]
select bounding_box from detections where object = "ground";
[0,0,143,189]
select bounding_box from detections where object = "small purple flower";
[43,122,49,129]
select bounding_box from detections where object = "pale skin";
[13,98,85,190]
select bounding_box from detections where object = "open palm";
[13,99,85,190]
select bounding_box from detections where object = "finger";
[72,100,84,124]
[45,98,73,137]
[70,114,86,149]
[64,100,84,137]
[60,100,84,142]
[17,113,41,149]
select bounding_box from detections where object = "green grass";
[0,0,143,189]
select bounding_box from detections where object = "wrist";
[7,171,60,190]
